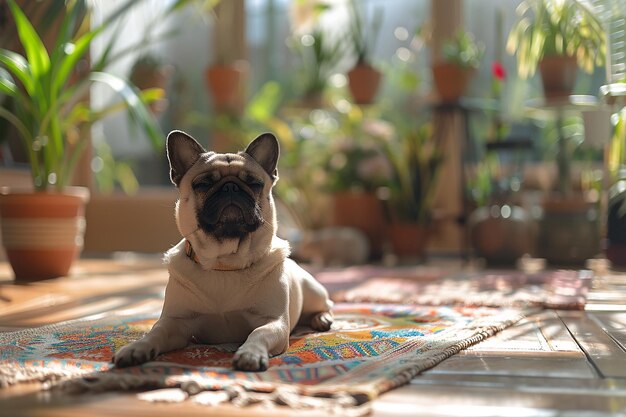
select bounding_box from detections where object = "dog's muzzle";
[198,180,263,239]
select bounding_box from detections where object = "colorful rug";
[333,270,592,310]
[0,303,526,412]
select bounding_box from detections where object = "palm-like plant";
[507,0,605,78]
[383,121,444,225]
[0,0,165,191]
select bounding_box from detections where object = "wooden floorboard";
[559,310,626,379]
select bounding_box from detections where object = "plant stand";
[524,96,602,265]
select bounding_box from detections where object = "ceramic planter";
[432,62,474,103]
[204,61,248,113]
[0,187,90,281]
[388,223,429,260]
[537,196,600,266]
[469,204,536,265]
[331,191,386,259]
[538,55,578,101]
[347,63,382,105]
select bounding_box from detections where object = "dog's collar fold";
[184,239,243,271]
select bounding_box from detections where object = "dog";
[113,131,334,371]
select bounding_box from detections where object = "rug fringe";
[0,364,91,389]
[135,384,371,416]
[56,372,371,415]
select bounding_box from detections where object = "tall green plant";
[0,0,165,191]
[383,121,444,224]
[346,0,383,65]
[507,0,605,78]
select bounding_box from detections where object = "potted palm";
[507,0,605,100]
[345,0,383,105]
[432,30,484,103]
[382,120,444,259]
[0,0,162,281]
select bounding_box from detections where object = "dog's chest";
[167,269,261,315]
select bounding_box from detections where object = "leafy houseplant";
[382,120,443,258]
[432,30,484,103]
[507,0,605,99]
[0,0,163,280]
[345,0,383,105]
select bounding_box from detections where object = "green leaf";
[89,72,163,149]
[7,0,50,80]
[52,29,100,97]
[0,49,34,95]
[0,69,17,96]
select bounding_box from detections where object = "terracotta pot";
[388,223,429,259]
[347,63,382,105]
[204,61,248,113]
[331,191,386,259]
[0,187,90,281]
[537,196,600,266]
[538,55,578,101]
[432,62,474,103]
[469,204,536,265]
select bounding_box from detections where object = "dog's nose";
[221,182,240,193]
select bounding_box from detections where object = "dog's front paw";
[233,345,269,372]
[113,340,158,368]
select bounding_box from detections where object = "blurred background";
[0,0,625,272]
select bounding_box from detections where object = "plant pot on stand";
[432,62,474,103]
[538,55,578,101]
[0,187,90,281]
[205,60,248,113]
[347,62,382,105]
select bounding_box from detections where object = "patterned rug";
[333,270,592,310]
[0,303,526,413]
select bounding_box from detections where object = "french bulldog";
[113,131,333,371]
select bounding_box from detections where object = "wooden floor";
[1,258,626,416]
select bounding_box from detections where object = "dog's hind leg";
[309,311,333,332]
[298,269,334,332]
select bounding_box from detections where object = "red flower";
[492,61,506,80]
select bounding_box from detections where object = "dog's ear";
[244,133,279,180]
[167,130,206,186]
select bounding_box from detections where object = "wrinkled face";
[191,154,266,240]
[166,130,279,244]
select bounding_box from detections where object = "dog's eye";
[192,178,214,191]
[246,178,264,189]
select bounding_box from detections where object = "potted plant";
[432,30,484,103]
[0,0,162,281]
[382,119,444,259]
[129,54,174,115]
[204,0,249,114]
[345,0,383,105]
[507,0,605,100]
[300,105,391,258]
